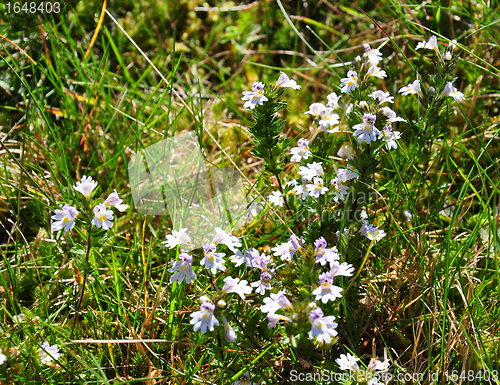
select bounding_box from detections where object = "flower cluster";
[51,176,128,233]
[336,351,391,385]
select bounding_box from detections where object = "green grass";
[1,0,500,383]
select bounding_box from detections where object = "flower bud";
[358,101,369,112]
[199,295,210,304]
[306,302,317,312]
[216,299,227,308]
[448,40,457,50]
[428,86,436,103]
[444,52,452,61]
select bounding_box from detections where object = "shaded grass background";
[1,0,500,383]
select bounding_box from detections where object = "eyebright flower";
[276,71,301,90]
[39,342,61,364]
[340,70,359,94]
[336,353,360,371]
[229,249,254,267]
[222,276,252,299]
[103,189,129,212]
[369,90,394,104]
[337,143,353,159]
[330,261,355,277]
[441,82,465,101]
[368,357,390,371]
[190,301,219,334]
[51,204,79,232]
[168,253,196,284]
[298,162,324,181]
[415,35,439,52]
[337,166,359,182]
[212,227,242,253]
[379,125,402,150]
[363,44,383,66]
[267,313,291,329]
[398,80,421,96]
[304,102,326,118]
[268,191,284,207]
[312,272,343,303]
[260,291,293,315]
[221,315,237,342]
[318,107,340,133]
[250,250,272,272]
[73,175,98,198]
[233,371,255,385]
[367,65,387,79]
[0,350,6,365]
[200,243,226,274]
[327,92,342,109]
[360,221,386,241]
[91,204,114,230]
[242,81,268,109]
[353,113,380,144]
[309,307,338,344]
[290,138,312,162]
[380,107,407,123]
[314,237,340,266]
[271,234,302,262]
[306,177,328,199]
[251,272,273,294]
[330,178,350,202]
[163,228,192,249]
[291,177,310,200]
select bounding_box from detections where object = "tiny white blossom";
[213,227,242,253]
[229,249,253,267]
[268,191,284,207]
[380,107,407,123]
[441,82,465,101]
[309,307,338,343]
[312,272,343,303]
[298,162,324,181]
[318,107,340,132]
[222,276,252,300]
[267,313,291,329]
[251,272,273,294]
[404,210,414,221]
[190,301,219,334]
[260,291,292,315]
[39,342,61,364]
[0,350,6,365]
[337,143,353,159]
[367,65,387,79]
[360,221,386,241]
[73,175,98,198]
[353,113,380,144]
[379,125,402,150]
[363,44,383,66]
[398,80,421,96]
[291,177,310,200]
[369,90,394,104]
[336,353,360,371]
[290,138,312,162]
[305,102,326,118]
[168,253,196,284]
[276,71,301,90]
[163,228,192,249]
[103,189,129,211]
[221,315,237,342]
[327,92,342,109]
[242,81,268,109]
[416,35,439,52]
[340,70,359,94]
[330,261,355,277]
[368,357,390,371]
[200,243,226,274]
[51,204,79,232]
[91,204,114,230]
[337,165,359,182]
[330,178,350,202]
[306,177,328,199]
[314,237,340,266]
[271,234,302,262]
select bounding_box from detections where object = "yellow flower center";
[99,215,106,221]
[63,217,69,223]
